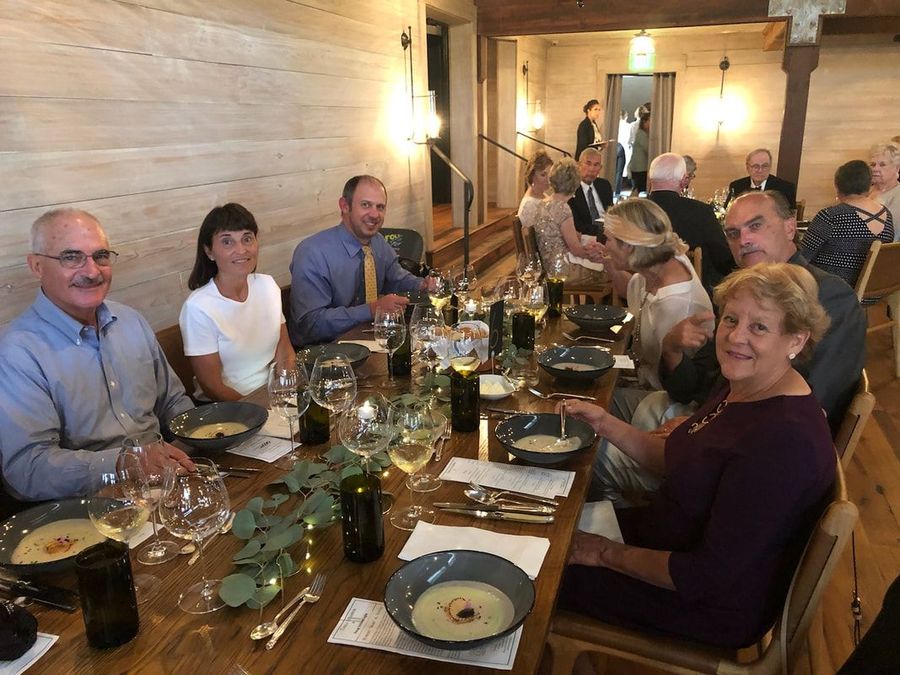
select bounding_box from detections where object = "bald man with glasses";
[726,148,797,208]
[0,208,194,506]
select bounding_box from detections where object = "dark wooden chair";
[156,323,195,397]
[854,240,900,377]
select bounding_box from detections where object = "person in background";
[868,143,900,235]
[568,147,614,237]
[560,263,835,650]
[0,209,194,502]
[517,150,553,230]
[801,160,893,288]
[647,153,735,294]
[628,112,651,195]
[575,99,606,161]
[289,175,430,345]
[727,148,797,208]
[617,109,633,194]
[180,203,296,401]
[681,155,697,198]
[533,158,605,270]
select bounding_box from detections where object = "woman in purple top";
[559,263,835,648]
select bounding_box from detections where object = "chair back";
[794,199,806,221]
[833,370,874,469]
[380,227,425,263]
[156,324,195,396]
[511,216,527,257]
[855,240,900,302]
[688,247,703,283]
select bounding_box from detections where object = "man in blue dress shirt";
[289,175,429,345]
[0,209,195,503]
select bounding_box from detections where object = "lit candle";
[464,299,478,314]
[358,401,376,420]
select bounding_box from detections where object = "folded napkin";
[567,251,605,273]
[338,339,387,354]
[259,413,291,440]
[577,501,623,543]
[613,355,635,369]
[0,633,58,675]
[398,522,550,580]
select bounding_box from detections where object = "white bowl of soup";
[168,401,268,453]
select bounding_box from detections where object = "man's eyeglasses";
[34,249,119,269]
[748,163,770,171]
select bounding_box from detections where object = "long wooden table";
[30,313,626,674]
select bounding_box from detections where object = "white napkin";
[128,521,157,549]
[338,339,387,354]
[259,413,291,439]
[567,250,605,273]
[398,522,550,580]
[227,434,293,463]
[613,355,635,369]
[0,633,58,675]
[577,501,623,543]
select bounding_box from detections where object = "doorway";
[427,20,451,208]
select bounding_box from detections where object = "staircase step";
[426,211,516,270]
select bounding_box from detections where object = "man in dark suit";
[726,148,797,208]
[647,153,735,293]
[568,147,614,238]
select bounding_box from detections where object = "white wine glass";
[87,470,156,602]
[409,303,444,377]
[268,365,311,470]
[427,269,452,313]
[405,409,446,494]
[522,282,550,326]
[452,265,478,304]
[373,307,406,387]
[120,432,180,565]
[387,404,438,531]
[158,458,231,614]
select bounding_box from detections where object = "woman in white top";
[180,203,295,400]
[517,150,553,231]
[869,143,900,239]
[600,198,712,390]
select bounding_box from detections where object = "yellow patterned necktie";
[362,244,378,303]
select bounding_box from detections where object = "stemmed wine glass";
[409,303,444,384]
[337,393,392,470]
[521,282,550,326]
[427,269,452,312]
[373,307,406,387]
[517,253,543,285]
[309,354,358,437]
[87,470,156,601]
[158,458,231,614]
[452,265,478,305]
[405,409,446,493]
[387,403,439,531]
[268,365,311,470]
[119,433,180,565]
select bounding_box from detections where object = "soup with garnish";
[11,518,105,565]
[513,434,581,453]
[187,422,249,439]
[411,580,515,641]
[554,362,599,372]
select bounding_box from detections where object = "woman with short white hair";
[869,143,900,239]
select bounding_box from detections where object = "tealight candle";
[358,401,376,421]
[464,299,478,314]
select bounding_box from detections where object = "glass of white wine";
[268,365,311,470]
[87,470,156,601]
[158,458,231,614]
[373,306,406,387]
[522,282,550,326]
[387,404,437,531]
[337,393,393,470]
[427,269,452,313]
[120,432,180,565]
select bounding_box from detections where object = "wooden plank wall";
[0,0,438,330]
[535,27,898,216]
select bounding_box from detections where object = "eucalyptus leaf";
[246,584,280,609]
[232,509,258,539]
[263,493,289,509]
[276,552,296,577]
[262,524,303,551]
[434,373,451,387]
[245,497,264,515]
[256,514,284,528]
[341,464,363,479]
[232,539,263,562]
[301,489,332,516]
[282,473,301,493]
[219,574,257,607]
[323,445,354,464]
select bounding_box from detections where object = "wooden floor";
[431,202,514,250]
[478,259,900,674]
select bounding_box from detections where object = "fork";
[562,332,614,344]
[468,482,559,507]
[435,421,452,463]
[527,387,595,402]
[265,574,327,650]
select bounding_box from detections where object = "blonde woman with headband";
[600,199,712,393]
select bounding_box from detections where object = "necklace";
[628,291,649,369]
[687,400,728,434]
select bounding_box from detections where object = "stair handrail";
[516,131,571,157]
[428,142,475,270]
[478,133,527,162]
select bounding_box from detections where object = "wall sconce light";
[401,26,441,144]
[628,29,655,72]
[716,56,730,126]
[521,61,545,131]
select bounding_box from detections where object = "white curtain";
[649,73,675,162]
[602,74,623,184]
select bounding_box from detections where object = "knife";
[0,579,78,612]
[439,508,554,524]
[484,407,534,416]
[434,502,555,515]
[216,465,262,473]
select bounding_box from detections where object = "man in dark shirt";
[647,153,734,293]
[568,147,614,237]
[726,148,797,208]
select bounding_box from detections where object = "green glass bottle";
[298,397,330,445]
[340,472,385,563]
[389,305,413,377]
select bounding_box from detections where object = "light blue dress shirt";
[289,224,422,345]
[0,291,193,501]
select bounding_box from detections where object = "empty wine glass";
[310,353,357,422]
[387,403,438,531]
[405,409,446,493]
[373,307,406,387]
[517,253,543,284]
[119,433,180,565]
[452,265,478,304]
[268,365,311,470]
[158,458,231,614]
[338,393,392,471]
[410,304,444,373]
[87,470,157,601]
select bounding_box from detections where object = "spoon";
[250,584,312,640]
[464,484,558,507]
[463,487,555,513]
[559,399,567,442]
